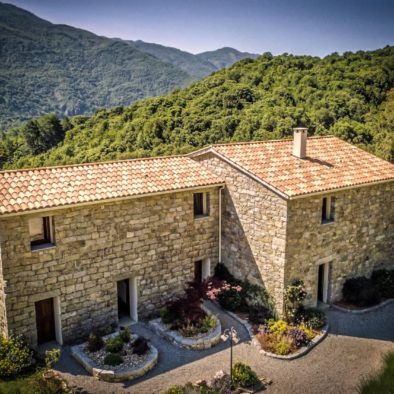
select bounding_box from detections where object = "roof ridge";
[0,154,192,175]
[211,135,336,147]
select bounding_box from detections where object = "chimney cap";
[293,127,308,132]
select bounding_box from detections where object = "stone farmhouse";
[0,128,393,347]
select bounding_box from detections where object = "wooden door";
[35,298,56,344]
[194,260,203,283]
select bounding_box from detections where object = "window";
[321,196,335,224]
[29,216,55,250]
[193,192,210,218]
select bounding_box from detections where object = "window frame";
[321,196,335,224]
[193,192,210,219]
[29,216,55,251]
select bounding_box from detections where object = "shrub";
[284,279,307,323]
[200,315,216,333]
[132,337,149,356]
[248,305,273,324]
[232,362,260,388]
[162,281,206,330]
[0,334,34,378]
[288,328,309,348]
[105,336,123,353]
[103,352,123,366]
[216,283,245,312]
[214,262,234,282]
[160,307,176,325]
[267,319,288,336]
[297,307,326,329]
[274,337,293,355]
[298,323,315,341]
[87,332,104,352]
[342,276,371,304]
[179,323,200,337]
[371,269,394,299]
[44,349,61,369]
[255,332,277,354]
[343,276,382,307]
[119,327,131,343]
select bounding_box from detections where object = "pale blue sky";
[5,0,394,55]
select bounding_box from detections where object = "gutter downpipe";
[219,186,223,263]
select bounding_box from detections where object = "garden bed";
[163,362,271,394]
[71,330,158,382]
[149,304,221,349]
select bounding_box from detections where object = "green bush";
[342,276,381,307]
[160,307,175,325]
[371,269,394,299]
[267,319,288,336]
[87,332,104,352]
[248,305,273,324]
[119,327,131,343]
[232,362,260,388]
[214,262,234,282]
[0,334,34,378]
[44,349,60,369]
[299,307,326,329]
[103,352,123,366]
[274,338,293,355]
[105,336,123,353]
[200,315,216,333]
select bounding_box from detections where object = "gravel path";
[55,302,394,394]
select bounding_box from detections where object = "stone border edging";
[225,309,329,360]
[148,305,221,350]
[71,333,158,382]
[331,298,394,314]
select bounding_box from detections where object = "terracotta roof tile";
[211,136,394,197]
[0,157,223,215]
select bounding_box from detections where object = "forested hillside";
[126,40,258,79]
[0,3,193,128]
[1,46,393,169]
[0,3,258,129]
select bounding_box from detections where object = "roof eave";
[0,182,225,218]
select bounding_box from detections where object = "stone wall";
[0,187,219,346]
[285,182,394,305]
[193,153,288,313]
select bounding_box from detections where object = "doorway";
[117,277,138,322]
[317,263,329,303]
[194,260,203,283]
[117,279,130,318]
[35,298,56,344]
[194,258,211,282]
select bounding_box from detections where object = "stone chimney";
[292,127,308,159]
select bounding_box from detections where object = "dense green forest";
[1,46,393,169]
[0,3,257,129]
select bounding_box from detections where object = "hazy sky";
[5,0,394,55]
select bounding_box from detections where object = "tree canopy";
[1,46,393,169]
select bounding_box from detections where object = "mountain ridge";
[0,2,259,128]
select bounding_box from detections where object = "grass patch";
[0,371,38,394]
[359,352,394,394]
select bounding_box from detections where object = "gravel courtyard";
[55,302,394,394]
